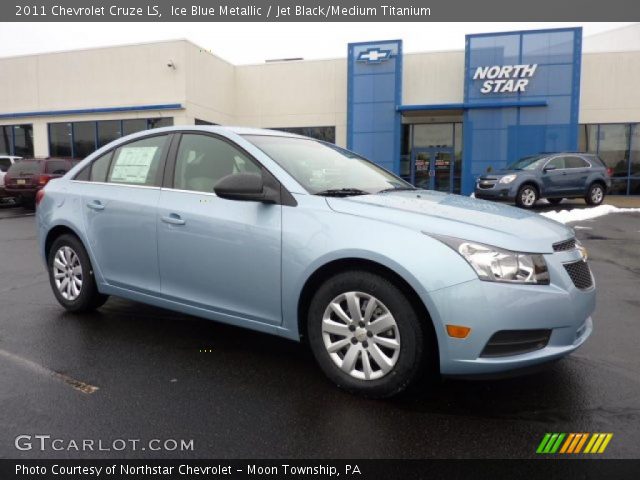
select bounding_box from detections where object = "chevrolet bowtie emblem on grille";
[357,48,392,63]
[577,244,588,261]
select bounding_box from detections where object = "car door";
[156,132,282,325]
[540,156,566,196]
[80,133,170,294]
[563,155,591,195]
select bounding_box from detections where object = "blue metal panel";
[347,40,402,175]
[0,103,183,120]
[397,100,547,112]
[462,27,582,195]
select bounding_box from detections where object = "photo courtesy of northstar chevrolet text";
[0,0,639,478]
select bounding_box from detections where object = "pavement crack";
[0,347,99,395]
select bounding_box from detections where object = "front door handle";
[161,213,186,226]
[87,200,105,211]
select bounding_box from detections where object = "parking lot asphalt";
[0,202,639,459]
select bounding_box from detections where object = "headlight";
[429,234,550,284]
[499,174,517,184]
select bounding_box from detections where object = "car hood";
[478,169,524,179]
[326,190,572,253]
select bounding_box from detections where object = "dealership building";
[1,23,639,195]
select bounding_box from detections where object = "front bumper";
[424,249,596,376]
[474,181,517,200]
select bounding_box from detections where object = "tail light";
[606,168,613,177]
[37,174,52,186]
[35,188,45,207]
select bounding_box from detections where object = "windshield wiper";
[315,188,369,197]
[377,186,417,194]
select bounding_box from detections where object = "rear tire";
[48,234,109,312]
[307,270,428,398]
[515,184,539,209]
[585,183,605,206]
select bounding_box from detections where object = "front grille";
[480,329,551,358]
[478,182,495,190]
[564,260,593,289]
[553,238,576,252]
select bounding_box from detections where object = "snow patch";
[540,205,640,224]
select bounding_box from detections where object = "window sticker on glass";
[110,146,158,184]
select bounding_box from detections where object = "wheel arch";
[297,257,439,368]
[44,223,85,262]
[587,178,607,194]
[518,180,541,195]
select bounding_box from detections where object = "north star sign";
[473,64,538,93]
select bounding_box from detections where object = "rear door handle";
[161,213,186,226]
[87,200,105,211]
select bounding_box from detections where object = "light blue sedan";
[36,126,595,397]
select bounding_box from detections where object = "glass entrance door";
[410,147,454,192]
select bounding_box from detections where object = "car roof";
[131,125,308,139]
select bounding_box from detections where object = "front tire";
[48,234,108,312]
[307,270,427,398]
[585,183,605,206]
[516,184,538,209]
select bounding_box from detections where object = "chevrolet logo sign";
[357,48,392,63]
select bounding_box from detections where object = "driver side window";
[174,134,261,193]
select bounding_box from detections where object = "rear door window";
[564,156,589,169]
[90,152,113,183]
[107,135,167,186]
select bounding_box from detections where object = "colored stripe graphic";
[536,433,552,454]
[537,433,613,454]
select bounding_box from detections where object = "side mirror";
[543,165,556,172]
[214,173,268,202]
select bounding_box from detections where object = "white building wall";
[234,58,347,146]
[579,51,640,124]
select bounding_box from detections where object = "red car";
[4,158,78,208]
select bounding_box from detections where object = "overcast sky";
[0,22,633,64]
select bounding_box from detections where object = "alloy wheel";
[321,291,401,381]
[521,187,536,207]
[591,186,603,204]
[52,246,83,301]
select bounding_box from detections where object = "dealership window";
[0,124,34,157]
[49,123,72,157]
[49,117,174,159]
[98,120,122,148]
[73,122,96,159]
[148,118,173,129]
[195,119,218,126]
[579,123,639,195]
[122,119,148,136]
[272,126,336,143]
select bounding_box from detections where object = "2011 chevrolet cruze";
[36,127,595,397]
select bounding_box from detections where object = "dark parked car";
[4,158,78,208]
[475,153,612,208]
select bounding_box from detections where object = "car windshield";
[7,159,42,175]
[506,154,548,171]
[243,135,413,195]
